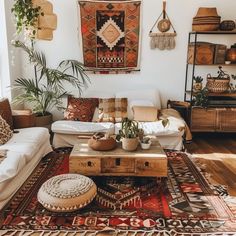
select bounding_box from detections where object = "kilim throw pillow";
[98,98,115,122]
[0,98,13,130]
[115,98,128,122]
[64,96,99,122]
[0,115,13,145]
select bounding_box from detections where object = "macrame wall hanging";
[149,0,177,50]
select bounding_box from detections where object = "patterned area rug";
[1,149,236,236]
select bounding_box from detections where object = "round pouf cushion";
[37,174,97,212]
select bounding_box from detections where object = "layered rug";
[1,149,236,236]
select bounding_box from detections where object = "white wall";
[0,0,21,101]
[5,0,236,116]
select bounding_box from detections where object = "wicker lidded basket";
[206,74,230,93]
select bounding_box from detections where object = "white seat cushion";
[52,120,115,135]
[0,127,51,162]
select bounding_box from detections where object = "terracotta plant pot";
[122,138,139,151]
[193,82,202,92]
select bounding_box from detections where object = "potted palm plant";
[12,40,89,126]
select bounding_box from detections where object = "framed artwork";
[78,0,142,73]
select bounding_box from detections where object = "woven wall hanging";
[149,1,177,50]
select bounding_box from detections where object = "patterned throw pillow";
[98,98,128,122]
[0,98,13,130]
[64,96,99,122]
[98,98,115,122]
[0,115,13,145]
[115,98,128,122]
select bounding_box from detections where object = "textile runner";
[1,149,236,236]
[78,0,141,73]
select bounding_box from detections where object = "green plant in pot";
[192,87,209,108]
[12,40,89,126]
[116,118,141,151]
[11,0,43,39]
[140,136,151,150]
[193,76,203,92]
[206,66,230,93]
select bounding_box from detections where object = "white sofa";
[0,127,52,209]
[52,89,189,150]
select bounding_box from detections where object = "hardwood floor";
[185,132,236,196]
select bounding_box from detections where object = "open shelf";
[190,31,236,35]
[186,90,236,97]
[208,92,236,97]
[187,63,236,66]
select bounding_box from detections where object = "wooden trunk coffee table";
[69,139,167,177]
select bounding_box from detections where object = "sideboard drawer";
[101,157,135,173]
[136,159,167,177]
[69,158,101,174]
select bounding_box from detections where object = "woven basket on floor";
[206,76,230,93]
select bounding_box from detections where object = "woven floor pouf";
[37,174,97,212]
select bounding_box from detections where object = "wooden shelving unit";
[184,31,236,132]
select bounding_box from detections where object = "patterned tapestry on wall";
[78,0,142,73]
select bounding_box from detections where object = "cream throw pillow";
[0,115,13,145]
[132,106,159,122]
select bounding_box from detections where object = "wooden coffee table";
[69,139,167,177]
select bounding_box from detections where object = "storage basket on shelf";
[192,7,221,31]
[206,74,230,93]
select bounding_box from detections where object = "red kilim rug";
[1,149,236,236]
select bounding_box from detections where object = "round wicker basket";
[122,137,139,151]
[206,77,230,93]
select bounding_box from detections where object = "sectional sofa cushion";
[0,98,14,130]
[0,127,52,209]
[116,90,161,119]
[64,96,99,122]
[51,120,115,135]
[0,115,13,145]
[132,106,159,122]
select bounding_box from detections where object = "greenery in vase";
[230,43,236,49]
[12,40,90,116]
[215,66,230,80]
[141,136,151,144]
[229,74,236,92]
[192,87,209,108]
[11,0,44,38]
[116,118,141,140]
[193,76,203,83]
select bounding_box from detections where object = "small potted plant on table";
[140,136,152,150]
[116,118,141,151]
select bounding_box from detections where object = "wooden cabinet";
[191,107,236,132]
